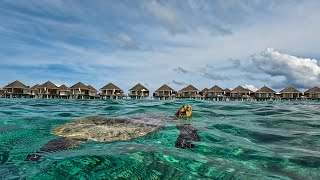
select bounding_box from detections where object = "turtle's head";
[176,105,192,118]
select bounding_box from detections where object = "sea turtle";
[25,105,200,161]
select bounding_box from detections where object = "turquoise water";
[0,99,319,179]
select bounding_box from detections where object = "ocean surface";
[0,99,319,179]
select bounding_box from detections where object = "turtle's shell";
[52,114,174,142]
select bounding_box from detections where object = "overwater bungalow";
[100,83,124,99]
[70,82,90,99]
[129,83,149,99]
[58,85,71,99]
[246,88,255,98]
[4,79,320,102]
[153,84,176,100]
[87,85,99,99]
[224,88,231,98]
[38,81,59,99]
[28,84,40,98]
[207,85,224,100]
[177,85,200,99]
[200,88,208,100]
[279,86,302,100]
[255,86,276,100]
[304,86,320,100]
[3,80,29,98]
[230,86,252,100]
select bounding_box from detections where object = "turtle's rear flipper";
[175,124,200,149]
[25,137,85,162]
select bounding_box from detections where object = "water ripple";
[0,99,319,179]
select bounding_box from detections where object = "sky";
[1,0,320,93]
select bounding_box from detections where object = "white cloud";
[201,72,230,81]
[173,67,189,74]
[243,84,258,92]
[117,33,137,49]
[248,48,320,88]
[171,80,187,86]
[1,1,320,92]
[144,1,181,33]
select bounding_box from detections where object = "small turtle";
[25,105,200,161]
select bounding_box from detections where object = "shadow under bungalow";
[1,80,320,100]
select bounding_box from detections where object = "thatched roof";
[280,86,301,93]
[305,86,320,94]
[201,88,208,93]
[208,85,224,92]
[155,84,175,92]
[129,83,149,91]
[256,86,276,93]
[231,86,250,93]
[70,82,89,90]
[59,84,70,91]
[179,85,198,92]
[39,81,59,89]
[4,80,28,89]
[224,88,231,93]
[29,84,40,90]
[100,83,122,91]
[87,85,98,92]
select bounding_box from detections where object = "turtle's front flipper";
[175,124,200,149]
[25,137,86,161]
